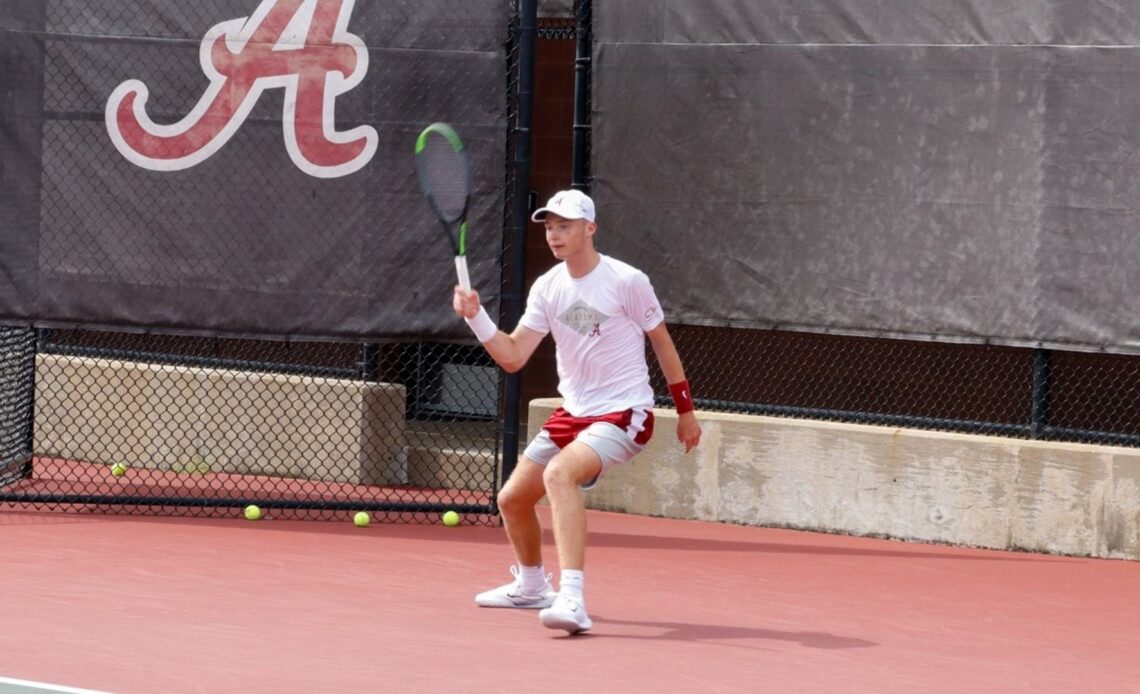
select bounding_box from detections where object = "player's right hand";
[453,286,482,319]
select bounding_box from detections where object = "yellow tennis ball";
[353,511,370,527]
[111,462,127,477]
[442,510,460,527]
[243,504,262,521]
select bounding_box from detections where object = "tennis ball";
[353,511,370,527]
[442,510,460,527]
[110,462,127,477]
[243,504,262,521]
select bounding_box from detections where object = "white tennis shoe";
[474,566,557,608]
[539,594,593,633]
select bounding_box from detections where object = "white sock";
[559,569,584,601]
[519,564,547,591]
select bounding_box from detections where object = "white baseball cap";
[531,189,596,223]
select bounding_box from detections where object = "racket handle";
[455,255,471,291]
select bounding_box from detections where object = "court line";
[0,677,112,694]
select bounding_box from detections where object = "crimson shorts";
[522,407,655,489]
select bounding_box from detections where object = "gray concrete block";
[35,355,407,485]
[527,398,1140,560]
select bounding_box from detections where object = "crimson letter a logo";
[106,0,376,178]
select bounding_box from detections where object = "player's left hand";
[676,411,701,454]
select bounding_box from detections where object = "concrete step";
[405,442,498,492]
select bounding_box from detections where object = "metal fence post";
[500,0,538,487]
[571,0,592,191]
[1031,347,1052,438]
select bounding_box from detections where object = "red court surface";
[2,507,1139,693]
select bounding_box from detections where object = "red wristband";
[668,380,694,414]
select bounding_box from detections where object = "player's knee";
[542,457,578,491]
[496,485,530,519]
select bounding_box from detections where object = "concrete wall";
[35,354,408,485]
[528,398,1140,560]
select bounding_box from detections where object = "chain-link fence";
[0,1,528,523]
[649,325,1140,448]
[7,0,1140,527]
[555,0,1140,451]
[8,329,501,521]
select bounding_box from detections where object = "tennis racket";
[414,122,472,291]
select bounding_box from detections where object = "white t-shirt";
[519,254,665,416]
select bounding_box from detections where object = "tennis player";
[453,189,702,634]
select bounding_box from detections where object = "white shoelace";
[509,565,552,595]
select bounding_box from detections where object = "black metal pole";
[1031,348,1052,438]
[571,0,592,191]
[500,0,538,487]
[358,343,379,381]
[20,328,37,479]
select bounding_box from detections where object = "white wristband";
[464,306,498,343]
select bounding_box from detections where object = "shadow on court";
[586,617,879,650]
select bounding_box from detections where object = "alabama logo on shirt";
[558,300,610,337]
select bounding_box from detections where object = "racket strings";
[417,134,470,222]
